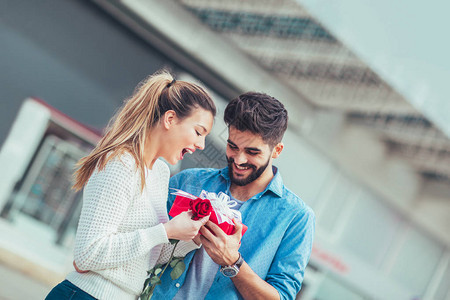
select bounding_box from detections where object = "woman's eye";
[196,130,202,137]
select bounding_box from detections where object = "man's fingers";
[193,233,202,246]
[200,225,215,241]
[205,220,226,237]
[199,233,211,247]
[232,219,244,238]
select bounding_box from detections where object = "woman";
[45,70,216,299]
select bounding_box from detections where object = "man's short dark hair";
[224,92,288,147]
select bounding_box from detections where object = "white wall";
[275,126,449,299]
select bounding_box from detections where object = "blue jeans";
[45,280,97,300]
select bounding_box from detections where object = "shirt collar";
[220,166,284,198]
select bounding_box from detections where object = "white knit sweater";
[66,153,199,299]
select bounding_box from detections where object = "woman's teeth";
[181,148,193,159]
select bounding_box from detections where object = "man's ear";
[272,142,284,159]
[162,110,177,130]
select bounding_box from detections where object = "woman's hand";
[164,211,209,241]
[73,260,89,273]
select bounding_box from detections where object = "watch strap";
[222,252,243,269]
[234,253,244,268]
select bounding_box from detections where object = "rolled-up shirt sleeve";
[266,206,315,299]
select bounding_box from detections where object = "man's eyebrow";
[227,139,237,146]
[245,147,261,152]
[227,139,261,152]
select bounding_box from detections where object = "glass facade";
[189,8,336,42]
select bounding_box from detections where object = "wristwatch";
[220,253,244,278]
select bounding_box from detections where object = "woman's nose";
[195,137,205,150]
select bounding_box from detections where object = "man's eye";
[247,151,258,156]
[228,144,238,150]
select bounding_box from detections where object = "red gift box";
[169,194,247,236]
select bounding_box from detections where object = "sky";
[298,0,450,137]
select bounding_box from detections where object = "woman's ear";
[162,110,177,130]
[271,142,284,159]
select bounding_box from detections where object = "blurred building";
[0,0,449,299]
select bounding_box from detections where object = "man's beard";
[227,156,270,186]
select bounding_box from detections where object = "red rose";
[189,198,212,220]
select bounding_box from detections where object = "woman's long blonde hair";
[73,69,216,191]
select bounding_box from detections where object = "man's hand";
[200,219,281,299]
[200,219,243,266]
[193,233,202,246]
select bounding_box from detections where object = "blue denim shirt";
[152,167,315,300]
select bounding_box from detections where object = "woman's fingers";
[166,211,211,240]
[195,215,210,227]
[73,260,88,273]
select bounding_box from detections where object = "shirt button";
[175,283,181,288]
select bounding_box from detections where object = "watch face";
[221,267,238,277]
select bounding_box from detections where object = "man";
[153,92,315,300]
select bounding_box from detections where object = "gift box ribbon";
[169,189,247,236]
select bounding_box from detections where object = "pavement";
[0,262,51,300]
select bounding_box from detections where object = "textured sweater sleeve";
[74,156,169,271]
[156,241,200,265]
